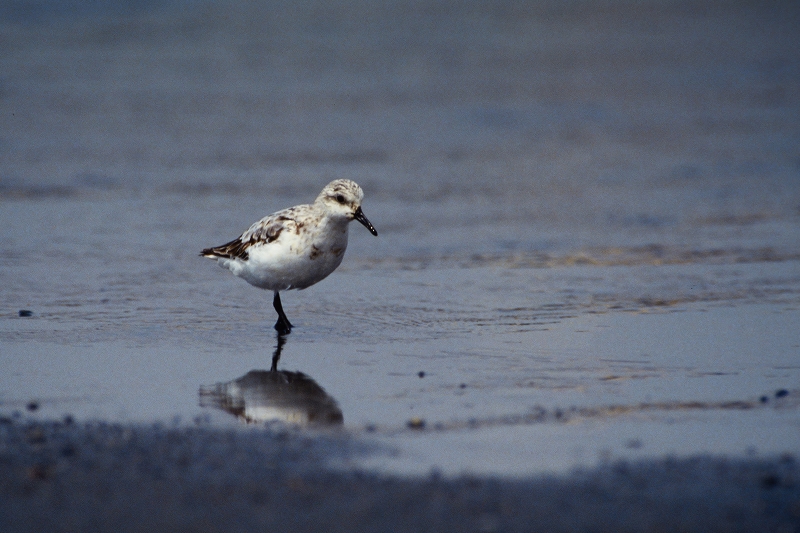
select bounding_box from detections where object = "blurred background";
[3,1,798,212]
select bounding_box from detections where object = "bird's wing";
[200,206,307,260]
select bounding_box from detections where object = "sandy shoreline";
[2,0,799,530]
[1,418,798,533]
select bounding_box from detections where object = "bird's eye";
[335,194,346,204]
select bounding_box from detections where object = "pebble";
[407,417,426,430]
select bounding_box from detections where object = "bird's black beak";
[354,206,378,236]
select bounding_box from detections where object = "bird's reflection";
[199,332,343,426]
[270,331,286,372]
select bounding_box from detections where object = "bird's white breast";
[224,216,350,291]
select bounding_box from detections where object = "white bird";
[201,179,378,334]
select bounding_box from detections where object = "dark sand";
[1,418,799,533]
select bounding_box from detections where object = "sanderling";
[201,179,378,335]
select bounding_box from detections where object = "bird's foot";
[273,318,292,335]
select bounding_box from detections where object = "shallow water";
[1,0,800,475]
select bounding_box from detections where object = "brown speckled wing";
[201,209,301,260]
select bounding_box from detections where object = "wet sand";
[3,298,800,478]
[2,419,799,533]
[2,0,800,530]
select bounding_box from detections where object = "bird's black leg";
[272,291,293,335]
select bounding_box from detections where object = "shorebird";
[201,179,377,334]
